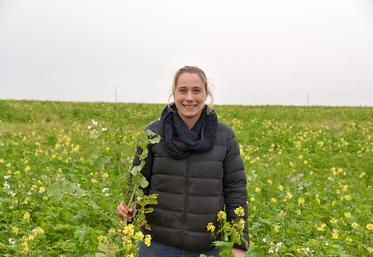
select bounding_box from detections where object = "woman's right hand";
[117,202,136,222]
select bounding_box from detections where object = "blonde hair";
[168,66,214,114]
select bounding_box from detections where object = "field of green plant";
[0,99,372,256]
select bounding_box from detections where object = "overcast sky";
[0,0,372,106]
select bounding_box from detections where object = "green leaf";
[74,228,88,244]
[130,165,142,176]
[47,182,64,201]
[139,148,149,160]
[146,129,161,144]
[137,175,149,188]
[61,180,75,194]
[96,242,118,257]
[213,241,233,248]
[87,200,101,210]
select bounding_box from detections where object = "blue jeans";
[138,241,219,257]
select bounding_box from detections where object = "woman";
[118,66,249,257]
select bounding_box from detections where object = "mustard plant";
[202,207,248,257]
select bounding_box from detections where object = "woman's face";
[174,72,207,121]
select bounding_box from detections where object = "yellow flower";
[316,223,327,232]
[144,234,152,247]
[367,247,373,253]
[344,212,352,219]
[42,195,49,201]
[234,206,245,217]
[32,227,44,236]
[345,237,353,244]
[341,185,348,192]
[27,234,35,241]
[23,212,30,223]
[0,159,4,164]
[255,187,261,193]
[11,227,20,235]
[298,197,305,206]
[278,185,284,191]
[217,211,226,221]
[133,231,144,241]
[285,192,293,201]
[108,228,116,235]
[250,197,255,202]
[330,218,338,225]
[71,145,80,152]
[366,224,373,231]
[207,222,215,232]
[331,229,339,239]
[267,179,272,185]
[21,241,29,253]
[237,219,245,231]
[352,222,359,229]
[122,224,134,237]
[23,197,30,205]
[123,239,133,251]
[344,195,352,201]
[98,235,107,243]
[278,210,287,217]
[315,197,320,205]
[271,198,278,204]
[273,224,280,233]
[331,167,337,176]
[38,186,46,193]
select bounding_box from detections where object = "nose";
[185,90,193,101]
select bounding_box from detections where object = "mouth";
[182,104,197,109]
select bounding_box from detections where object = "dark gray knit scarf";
[160,103,218,159]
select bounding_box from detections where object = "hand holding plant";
[98,128,160,257]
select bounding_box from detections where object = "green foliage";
[0,100,372,256]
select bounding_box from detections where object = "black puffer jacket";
[138,120,249,252]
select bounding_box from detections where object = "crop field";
[0,100,372,256]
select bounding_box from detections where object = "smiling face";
[174,72,207,127]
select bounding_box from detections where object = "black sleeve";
[223,128,249,250]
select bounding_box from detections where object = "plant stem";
[76,197,122,227]
[128,184,138,207]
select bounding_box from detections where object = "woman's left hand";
[231,248,245,257]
